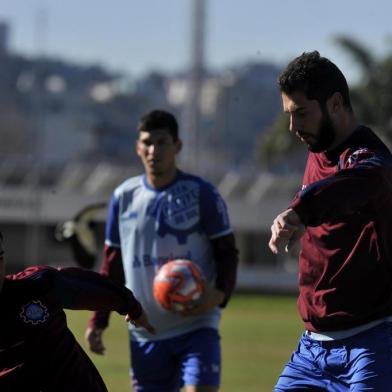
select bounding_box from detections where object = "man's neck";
[146,169,178,190]
[327,114,358,152]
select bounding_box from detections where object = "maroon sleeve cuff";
[212,233,239,307]
[126,300,143,320]
[88,310,111,330]
[87,244,127,329]
[288,195,308,226]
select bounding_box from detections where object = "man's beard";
[307,108,335,153]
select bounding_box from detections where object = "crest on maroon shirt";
[20,300,49,325]
[347,148,371,167]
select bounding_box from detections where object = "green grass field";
[67,293,302,392]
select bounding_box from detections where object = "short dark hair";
[137,110,179,141]
[279,51,352,111]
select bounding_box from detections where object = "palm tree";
[334,35,392,146]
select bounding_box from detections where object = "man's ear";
[328,92,344,114]
[175,139,183,153]
[135,139,142,157]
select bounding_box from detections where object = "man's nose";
[148,144,157,154]
[289,116,298,133]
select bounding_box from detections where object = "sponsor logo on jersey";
[20,300,49,325]
[132,251,192,268]
[147,181,202,244]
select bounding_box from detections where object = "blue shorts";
[274,322,392,391]
[130,328,221,392]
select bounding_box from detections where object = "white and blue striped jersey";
[105,170,233,341]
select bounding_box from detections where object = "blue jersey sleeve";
[105,193,121,247]
[200,182,232,239]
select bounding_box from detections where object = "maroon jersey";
[0,265,142,391]
[290,126,392,332]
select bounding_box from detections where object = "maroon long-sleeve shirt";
[290,126,392,332]
[0,265,142,391]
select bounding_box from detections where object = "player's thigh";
[177,328,221,390]
[274,362,329,392]
[348,322,392,391]
[274,336,330,392]
[130,339,181,392]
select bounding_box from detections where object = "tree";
[334,35,392,147]
[257,112,305,172]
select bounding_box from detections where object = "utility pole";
[25,7,48,265]
[182,0,206,172]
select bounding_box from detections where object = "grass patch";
[66,293,302,391]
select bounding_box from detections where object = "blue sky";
[1,0,392,82]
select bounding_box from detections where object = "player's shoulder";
[6,265,57,285]
[343,132,391,165]
[177,170,218,192]
[347,126,390,155]
[337,126,392,168]
[113,174,144,198]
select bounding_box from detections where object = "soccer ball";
[153,259,204,311]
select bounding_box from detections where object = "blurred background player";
[0,231,154,391]
[269,51,392,391]
[85,109,239,392]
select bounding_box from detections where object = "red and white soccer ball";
[153,259,204,311]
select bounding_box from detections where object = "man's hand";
[269,208,305,255]
[85,327,105,355]
[126,310,156,335]
[179,281,225,316]
[86,312,155,355]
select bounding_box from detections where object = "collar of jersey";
[142,170,183,192]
